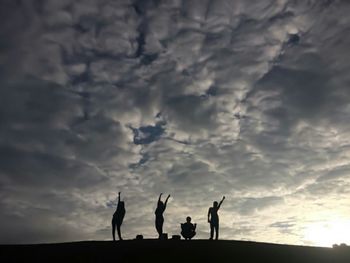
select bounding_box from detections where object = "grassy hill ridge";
[1,239,350,262]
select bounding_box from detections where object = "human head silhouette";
[213,201,218,207]
[186,216,191,223]
[158,201,164,208]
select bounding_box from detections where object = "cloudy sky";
[1,0,350,247]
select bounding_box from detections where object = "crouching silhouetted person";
[112,192,125,241]
[208,196,225,240]
[181,216,196,240]
[155,193,170,239]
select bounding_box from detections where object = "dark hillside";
[1,240,349,263]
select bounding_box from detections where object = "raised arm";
[164,194,170,207]
[158,193,163,203]
[217,196,225,209]
[118,192,121,203]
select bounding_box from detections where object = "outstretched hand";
[167,194,171,198]
[222,196,225,200]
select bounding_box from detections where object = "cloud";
[1,0,350,246]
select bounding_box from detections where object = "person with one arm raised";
[208,196,225,240]
[112,192,126,241]
[155,193,170,239]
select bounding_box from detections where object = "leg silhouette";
[156,221,163,238]
[215,224,219,240]
[155,216,164,238]
[210,224,214,240]
[117,224,123,240]
[112,221,116,241]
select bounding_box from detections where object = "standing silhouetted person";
[208,196,225,240]
[155,193,170,239]
[181,216,196,240]
[112,192,125,241]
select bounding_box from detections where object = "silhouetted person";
[181,216,196,240]
[208,196,225,240]
[112,192,125,241]
[155,193,170,239]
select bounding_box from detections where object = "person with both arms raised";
[155,193,170,239]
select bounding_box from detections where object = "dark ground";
[1,239,350,263]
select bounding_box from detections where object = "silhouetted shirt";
[182,222,196,234]
[113,203,125,224]
[209,207,219,223]
[155,203,165,216]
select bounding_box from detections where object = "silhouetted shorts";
[210,219,219,228]
[181,231,196,239]
[112,216,124,226]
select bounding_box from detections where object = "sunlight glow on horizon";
[303,218,350,247]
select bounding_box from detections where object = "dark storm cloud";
[1,0,350,245]
[0,145,105,188]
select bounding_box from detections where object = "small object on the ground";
[172,235,181,240]
[136,235,143,240]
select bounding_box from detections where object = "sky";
[1,0,350,247]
